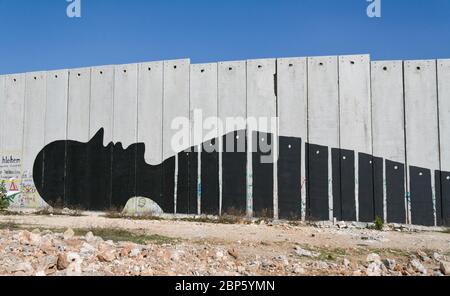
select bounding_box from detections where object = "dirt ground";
[1,212,449,276]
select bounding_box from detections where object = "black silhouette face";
[33,128,170,211]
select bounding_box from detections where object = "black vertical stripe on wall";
[85,131,112,211]
[111,143,137,210]
[410,166,435,226]
[201,139,219,215]
[176,151,190,214]
[358,153,375,222]
[136,145,164,213]
[386,160,406,224]
[278,136,302,220]
[441,171,450,226]
[65,141,90,209]
[188,151,198,215]
[162,157,175,213]
[340,149,356,221]
[252,132,274,218]
[332,148,342,221]
[222,130,247,215]
[435,171,443,226]
[42,144,67,207]
[373,157,384,221]
[306,143,329,221]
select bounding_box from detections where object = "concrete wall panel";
[21,72,47,208]
[191,63,218,215]
[404,60,440,170]
[112,64,138,208]
[307,56,339,220]
[1,74,25,154]
[0,74,25,207]
[277,57,307,219]
[113,64,138,149]
[371,61,406,223]
[339,55,372,222]
[163,59,190,160]
[138,62,163,165]
[247,58,277,218]
[404,60,440,226]
[42,70,69,206]
[438,60,450,172]
[90,66,114,146]
[163,59,190,214]
[218,61,247,215]
[0,75,4,153]
[68,68,91,142]
[65,67,91,209]
[339,55,372,153]
[438,59,450,225]
[45,70,68,145]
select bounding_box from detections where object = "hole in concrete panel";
[201,69,205,73]
[258,65,262,69]
[416,66,421,71]
[228,67,233,71]
[77,73,81,77]
[289,63,293,67]
[319,62,324,66]
[100,71,103,75]
[55,75,58,78]
[350,61,355,65]
[148,67,151,71]
[173,65,177,69]
[383,66,388,71]
[123,69,127,73]
[34,77,37,80]
[13,78,16,82]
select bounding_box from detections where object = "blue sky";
[0,0,449,74]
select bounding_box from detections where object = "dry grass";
[0,222,179,245]
[73,228,179,245]
[34,207,84,217]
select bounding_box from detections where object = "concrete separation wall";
[0,54,449,227]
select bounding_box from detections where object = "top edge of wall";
[338,54,370,59]
[404,59,437,63]
[5,55,450,76]
[371,60,403,64]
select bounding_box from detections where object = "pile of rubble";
[0,228,449,276]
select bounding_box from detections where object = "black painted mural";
[33,128,450,226]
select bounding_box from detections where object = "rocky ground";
[0,212,450,276]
